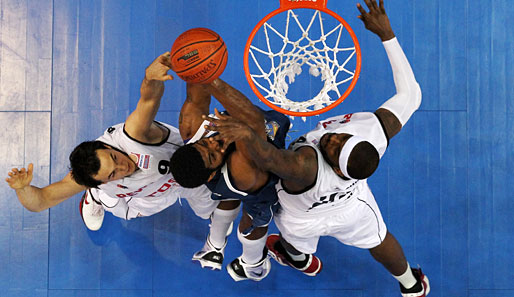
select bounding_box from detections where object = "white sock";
[393,262,417,289]
[237,228,267,265]
[209,205,240,249]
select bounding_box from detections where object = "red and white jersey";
[277,112,388,217]
[96,122,184,204]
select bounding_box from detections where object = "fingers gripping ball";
[170,28,228,84]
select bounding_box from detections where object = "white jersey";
[96,121,184,205]
[277,112,388,217]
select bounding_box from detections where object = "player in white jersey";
[5,52,232,266]
[204,1,429,296]
[78,121,217,222]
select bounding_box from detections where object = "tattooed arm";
[207,79,266,138]
[205,111,317,191]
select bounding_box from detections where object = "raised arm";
[178,83,211,141]
[124,52,174,142]
[357,0,421,140]
[6,163,86,212]
[204,112,317,190]
[206,78,266,137]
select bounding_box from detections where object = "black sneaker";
[192,235,226,270]
[226,248,271,282]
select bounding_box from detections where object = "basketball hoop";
[244,0,361,117]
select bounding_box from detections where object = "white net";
[248,9,358,114]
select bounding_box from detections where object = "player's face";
[193,137,225,170]
[319,133,352,171]
[93,149,137,183]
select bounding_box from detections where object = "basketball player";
[5,53,233,259]
[169,80,290,282]
[203,0,429,295]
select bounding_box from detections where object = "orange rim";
[244,2,361,117]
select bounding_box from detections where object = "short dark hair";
[347,141,380,180]
[170,144,213,188]
[69,141,109,188]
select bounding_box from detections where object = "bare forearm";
[15,175,82,212]
[140,77,165,101]
[124,77,165,137]
[242,132,304,181]
[206,112,315,184]
[179,100,207,140]
[139,52,173,100]
[208,79,265,132]
[179,84,212,140]
[185,83,211,113]
[16,185,50,212]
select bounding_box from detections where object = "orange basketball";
[170,28,228,84]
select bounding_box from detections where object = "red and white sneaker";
[266,234,322,276]
[79,189,104,231]
[400,268,430,297]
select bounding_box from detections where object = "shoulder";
[281,155,317,192]
[99,123,124,137]
[280,145,318,190]
[227,151,267,192]
[295,145,317,160]
[124,121,171,144]
[374,108,402,140]
[296,146,319,174]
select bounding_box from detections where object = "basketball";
[170,28,228,84]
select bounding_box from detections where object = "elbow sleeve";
[379,38,422,126]
[380,83,422,126]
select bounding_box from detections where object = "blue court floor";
[0,0,513,296]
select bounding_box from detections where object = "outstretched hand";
[145,52,174,81]
[6,163,34,190]
[202,109,254,152]
[357,0,395,41]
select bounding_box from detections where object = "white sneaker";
[79,190,104,231]
[226,249,271,282]
[192,234,226,270]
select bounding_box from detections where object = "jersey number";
[320,113,353,128]
[158,160,172,175]
[307,190,353,211]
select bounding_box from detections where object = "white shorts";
[89,185,217,220]
[180,185,219,219]
[274,184,387,254]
